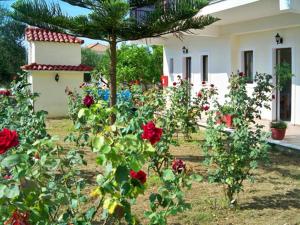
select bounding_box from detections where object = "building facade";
[143,0,300,125]
[22,27,92,117]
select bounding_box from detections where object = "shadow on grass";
[240,188,300,210]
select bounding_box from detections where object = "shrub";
[203,73,274,205]
[270,121,287,129]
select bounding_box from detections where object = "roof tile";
[21,63,93,71]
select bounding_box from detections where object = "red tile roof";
[21,63,93,71]
[25,27,84,44]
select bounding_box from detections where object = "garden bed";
[47,119,300,225]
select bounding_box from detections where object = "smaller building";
[85,42,109,55]
[22,27,93,117]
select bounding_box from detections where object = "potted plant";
[221,105,235,128]
[270,121,287,140]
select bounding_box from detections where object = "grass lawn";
[47,118,300,225]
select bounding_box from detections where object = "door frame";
[272,46,295,124]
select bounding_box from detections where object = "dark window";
[244,51,253,83]
[170,58,174,74]
[202,55,208,82]
[84,73,91,83]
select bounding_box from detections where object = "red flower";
[83,95,94,108]
[4,210,30,225]
[4,175,12,180]
[172,159,186,173]
[141,121,163,145]
[130,170,147,184]
[173,82,177,86]
[272,94,276,100]
[202,105,210,111]
[0,90,11,96]
[197,92,202,98]
[202,81,206,85]
[0,128,19,154]
[239,72,245,77]
[210,84,215,88]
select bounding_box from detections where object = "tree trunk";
[109,36,117,123]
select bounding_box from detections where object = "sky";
[2,0,104,46]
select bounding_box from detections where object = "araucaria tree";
[12,0,217,110]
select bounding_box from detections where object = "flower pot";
[224,114,235,128]
[271,128,286,140]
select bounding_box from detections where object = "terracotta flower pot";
[224,114,235,128]
[271,128,286,140]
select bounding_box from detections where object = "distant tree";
[81,48,102,68]
[12,0,217,112]
[98,44,162,86]
[0,4,26,86]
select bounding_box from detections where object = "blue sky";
[2,0,103,45]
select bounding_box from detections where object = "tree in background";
[81,48,102,68]
[0,4,25,86]
[12,0,217,112]
[98,44,163,86]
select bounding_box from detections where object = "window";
[202,55,208,82]
[170,58,174,74]
[243,51,253,83]
[84,73,91,83]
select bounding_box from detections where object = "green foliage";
[99,44,163,85]
[81,48,102,69]
[203,73,274,205]
[0,73,89,224]
[270,121,287,129]
[0,5,26,85]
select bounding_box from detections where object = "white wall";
[31,42,81,65]
[164,25,300,124]
[31,71,83,117]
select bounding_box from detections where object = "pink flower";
[172,159,186,173]
[141,121,163,145]
[130,170,147,184]
[0,128,19,154]
[83,95,94,108]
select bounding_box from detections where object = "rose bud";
[210,84,215,88]
[197,92,202,98]
[202,105,210,111]
[172,159,186,173]
[202,81,206,85]
[130,170,147,184]
[34,152,40,160]
[173,82,177,86]
[239,72,245,77]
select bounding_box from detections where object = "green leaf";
[115,165,129,184]
[0,184,7,198]
[5,185,19,199]
[96,154,106,166]
[1,154,27,168]
[129,159,141,171]
[92,136,105,151]
[78,108,88,118]
[162,169,176,182]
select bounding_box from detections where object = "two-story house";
[22,27,92,117]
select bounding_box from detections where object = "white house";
[22,27,92,117]
[142,0,300,125]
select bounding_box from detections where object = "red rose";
[4,210,30,225]
[202,105,210,111]
[202,81,206,85]
[83,95,94,108]
[0,90,11,96]
[0,128,19,154]
[239,72,245,77]
[197,92,202,98]
[172,159,186,173]
[210,84,214,88]
[4,175,12,180]
[141,121,163,145]
[173,82,177,86]
[130,170,147,184]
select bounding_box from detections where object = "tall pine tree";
[12,0,217,111]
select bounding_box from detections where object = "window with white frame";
[242,51,253,83]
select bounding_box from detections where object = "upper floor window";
[243,51,253,83]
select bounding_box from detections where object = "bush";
[270,121,287,129]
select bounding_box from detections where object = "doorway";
[275,48,292,121]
